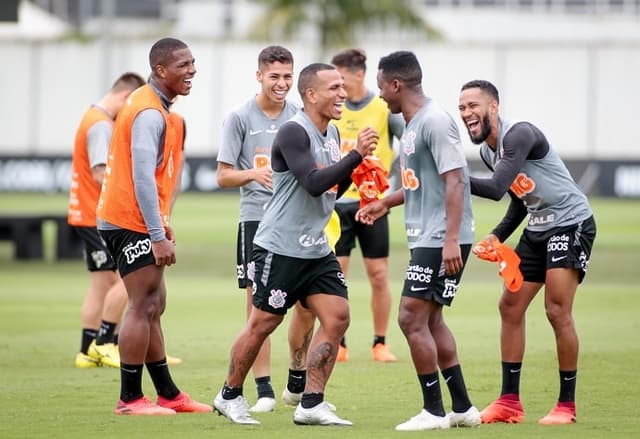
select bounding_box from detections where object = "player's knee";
[545,302,572,329]
[398,309,418,336]
[368,269,388,290]
[498,297,523,323]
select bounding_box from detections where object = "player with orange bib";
[97,37,209,416]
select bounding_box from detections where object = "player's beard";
[469,113,492,144]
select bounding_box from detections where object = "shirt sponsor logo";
[529,213,555,226]
[299,234,328,247]
[249,129,264,136]
[510,172,536,198]
[123,238,152,265]
[268,288,287,309]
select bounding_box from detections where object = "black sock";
[373,335,386,347]
[113,334,119,345]
[300,392,323,409]
[222,383,242,400]
[559,369,577,402]
[501,361,522,396]
[255,376,275,399]
[418,372,445,417]
[441,364,472,413]
[120,362,144,402]
[95,320,117,345]
[340,336,347,348]
[287,369,306,393]
[80,328,97,354]
[145,358,180,400]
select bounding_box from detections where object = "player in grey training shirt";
[214,63,378,426]
[357,51,480,431]
[459,80,596,425]
[216,46,311,413]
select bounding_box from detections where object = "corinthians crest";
[268,288,287,309]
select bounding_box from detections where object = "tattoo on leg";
[308,342,334,379]
[292,328,313,369]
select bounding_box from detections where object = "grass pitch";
[0,193,638,438]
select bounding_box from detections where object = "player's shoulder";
[225,97,257,122]
[421,98,456,128]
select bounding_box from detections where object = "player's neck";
[304,109,330,135]
[401,93,427,124]
[348,85,368,104]
[97,96,116,120]
[256,93,285,119]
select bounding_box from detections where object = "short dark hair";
[331,48,367,72]
[149,37,188,69]
[258,45,293,68]
[111,72,145,92]
[461,80,500,103]
[297,63,336,99]
[377,51,422,89]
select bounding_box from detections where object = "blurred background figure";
[330,48,404,363]
[68,71,145,368]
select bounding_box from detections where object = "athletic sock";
[373,335,386,347]
[222,383,242,400]
[339,336,347,348]
[95,320,117,345]
[287,368,306,393]
[558,369,577,403]
[255,375,275,399]
[441,364,472,413]
[418,372,446,417]
[113,334,119,345]
[300,392,323,409]
[501,361,522,397]
[80,328,97,354]
[145,358,180,400]
[120,362,144,402]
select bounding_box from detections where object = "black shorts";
[99,229,155,278]
[250,245,348,315]
[516,215,596,284]
[334,201,389,259]
[401,245,472,307]
[236,221,259,289]
[72,226,116,272]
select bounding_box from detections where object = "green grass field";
[0,193,639,438]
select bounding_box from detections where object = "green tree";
[248,0,441,55]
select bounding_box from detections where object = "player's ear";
[154,64,166,79]
[489,99,499,116]
[305,88,317,104]
[255,69,262,83]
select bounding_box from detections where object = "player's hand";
[165,226,176,244]
[252,166,272,189]
[472,233,500,256]
[355,200,388,225]
[152,239,176,267]
[442,238,463,276]
[355,127,379,157]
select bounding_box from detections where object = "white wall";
[1,39,639,159]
